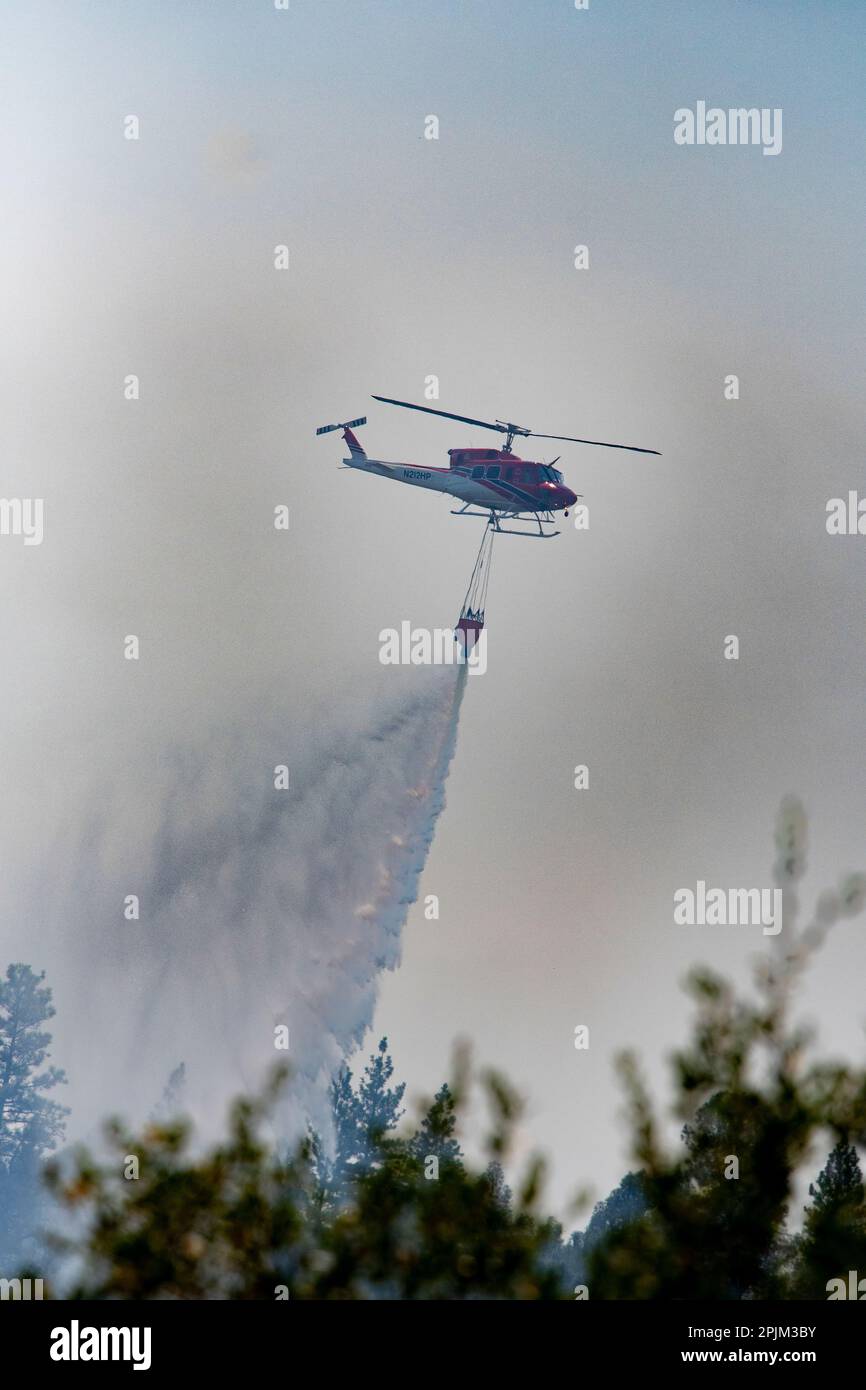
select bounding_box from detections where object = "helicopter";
[316,395,660,538]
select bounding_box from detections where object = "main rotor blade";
[372,396,506,435]
[372,395,661,455]
[530,432,661,455]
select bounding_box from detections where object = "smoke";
[36,665,468,1143]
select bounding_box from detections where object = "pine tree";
[808,1138,863,1215]
[0,964,68,1267]
[584,1171,650,1252]
[328,1038,406,1193]
[355,1037,405,1149]
[329,1062,361,1179]
[791,1138,866,1295]
[303,1124,332,1218]
[485,1159,512,1208]
[152,1062,186,1122]
[411,1084,463,1169]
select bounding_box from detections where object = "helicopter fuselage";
[344,444,577,516]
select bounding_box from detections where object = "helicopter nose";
[560,487,578,510]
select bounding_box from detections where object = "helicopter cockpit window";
[471,466,484,478]
[485,465,501,480]
[504,466,514,481]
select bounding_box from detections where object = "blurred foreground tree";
[46,1060,561,1299]
[588,797,866,1299]
[38,799,866,1299]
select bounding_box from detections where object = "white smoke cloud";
[32,665,467,1144]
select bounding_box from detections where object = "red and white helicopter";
[317,395,660,538]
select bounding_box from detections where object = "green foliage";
[46,1069,306,1300]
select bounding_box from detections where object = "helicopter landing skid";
[449,505,560,539]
